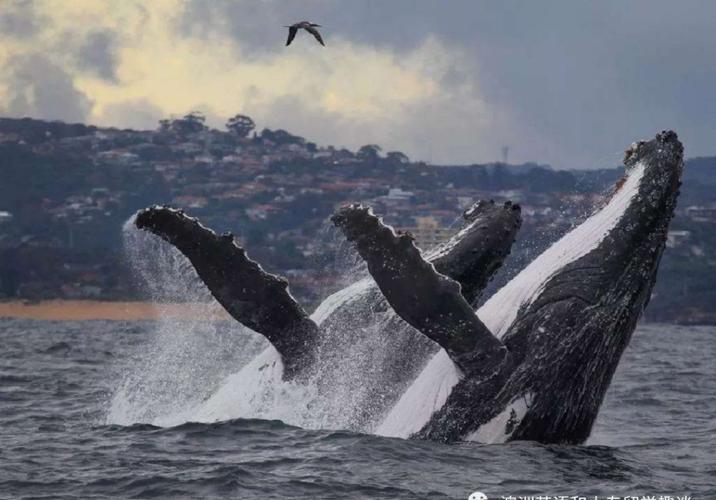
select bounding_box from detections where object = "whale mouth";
[624,130,683,199]
[619,130,684,242]
[477,131,683,340]
[624,130,682,168]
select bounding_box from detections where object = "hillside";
[1,116,714,323]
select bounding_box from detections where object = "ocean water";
[0,319,713,499]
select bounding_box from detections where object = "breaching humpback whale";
[135,131,683,444]
[135,200,521,381]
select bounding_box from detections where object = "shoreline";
[0,300,714,326]
[0,300,231,321]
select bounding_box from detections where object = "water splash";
[107,216,266,426]
[308,222,368,301]
[108,215,437,434]
[303,223,437,432]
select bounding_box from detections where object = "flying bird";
[285,21,325,46]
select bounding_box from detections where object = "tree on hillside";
[157,119,171,133]
[386,151,409,164]
[260,128,305,146]
[226,114,255,138]
[157,111,207,136]
[357,144,382,161]
[180,111,207,133]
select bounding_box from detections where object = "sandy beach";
[0,300,231,321]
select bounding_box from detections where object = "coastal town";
[1,115,715,323]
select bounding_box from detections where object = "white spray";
[106,217,266,426]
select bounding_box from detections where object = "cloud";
[56,3,505,165]
[0,0,714,168]
[75,31,119,82]
[0,0,46,39]
[175,0,716,167]
[228,36,517,164]
[95,98,163,130]
[176,0,330,57]
[0,54,92,122]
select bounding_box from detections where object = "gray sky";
[1,0,714,168]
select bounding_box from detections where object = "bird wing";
[286,26,298,46]
[306,26,325,46]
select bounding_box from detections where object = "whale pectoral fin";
[429,200,522,306]
[135,205,318,379]
[331,204,507,374]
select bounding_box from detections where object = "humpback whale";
[348,131,684,443]
[135,199,521,427]
[134,131,682,444]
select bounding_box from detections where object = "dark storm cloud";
[177,0,716,168]
[0,54,92,123]
[177,0,452,53]
[75,31,120,83]
[453,1,716,167]
[176,0,330,58]
[0,0,46,39]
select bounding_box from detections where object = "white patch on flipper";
[467,393,534,443]
[375,349,460,438]
[311,278,373,325]
[377,162,647,438]
[423,220,477,261]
